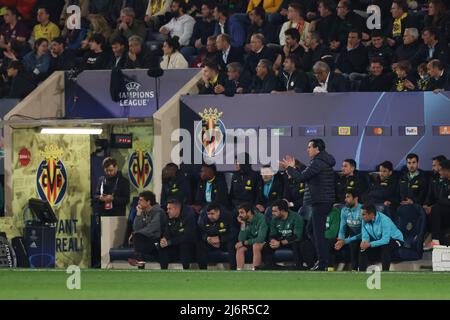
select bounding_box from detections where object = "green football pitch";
[1,269,450,300]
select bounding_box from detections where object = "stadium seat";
[391,204,425,262]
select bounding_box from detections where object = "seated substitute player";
[159,199,197,270]
[259,200,304,270]
[398,153,428,207]
[335,159,369,204]
[235,202,268,270]
[365,161,399,214]
[359,204,404,272]
[197,203,237,270]
[334,191,363,271]
[128,191,166,269]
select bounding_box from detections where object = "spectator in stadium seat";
[415,62,431,91]
[391,60,416,92]
[325,206,340,271]
[255,165,284,220]
[160,163,192,210]
[60,0,90,27]
[247,0,283,15]
[279,3,310,46]
[110,7,147,43]
[80,34,110,70]
[334,0,368,47]
[367,31,394,69]
[128,191,166,268]
[301,31,332,72]
[385,0,419,49]
[6,60,36,99]
[216,33,244,71]
[124,35,157,69]
[229,153,259,209]
[359,58,394,92]
[311,0,340,46]
[249,59,279,93]
[145,0,173,31]
[0,7,30,50]
[335,30,369,78]
[335,159,369,204]
[22,37,51,82]
[216,62,252,96]
[49,36,76,73]
[160,0,196,47]
[159,198,197,269]
[259,199,304,270]
[393,28,423,69]
[197,203,237,270]
[274,28,305,72]
[420,27,449,66]
[426,59,450,91]
[279,139,337,271]
[274,55,311,93]
[182,2,216,63]
[426,160,450,249]
[365,161,399,210]
[108,36,127,68]
[245,7,277,48]
[84,14,113,45]
[108,0,148,25]
[423,0,450,44]
[193,163,230,215]
[335,191,363,271]
[244,33,277,76]
[160,36,188,69]
[197,62,227,94]
[312,61,350,93]
[31,7,61,44]
[282,159,306,212]
[192,36,219,68]
[235,202,268,270]
[212,4,246,49]
[359,203,404,271]
[423,155,447,218]
[398,153,428,207]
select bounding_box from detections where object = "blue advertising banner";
[180,92,450,171]
[65,69,199,118]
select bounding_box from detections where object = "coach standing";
[280,139,336,271]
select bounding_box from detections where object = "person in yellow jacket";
[247,0,283,14]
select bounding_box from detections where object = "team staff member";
[325,206,340,271]
[335,191,363,271]
[197,203,237,270]
[359,204,404,272]
[283,159,306,212]
[256,165,284,221]
[280,139,336,271]
[235,202,268,270]
[229,153,259,209]
[160,163,192,210]
[365,161,399,212]
[159,199,197,270]
[398,153,428,206]
[128,191,166,269]
[92,157,130,267]
[260,200,304,270]
[194,163,230,212]
[335,159,368,204]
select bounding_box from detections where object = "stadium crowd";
[94,143,450,271]
[1,0,450,99]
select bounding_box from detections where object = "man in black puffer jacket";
[280,139,336,271]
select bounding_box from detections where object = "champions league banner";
[65,69,199,119]
[11,130,91,268]
[180,91,450,171]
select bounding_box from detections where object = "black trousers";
[159,242,195,270]
[327,239,337,268]
[262,242,302,269]
[91,213,101,268]
[133,233,159,260]
[431,204,450,243]
[311,203,332,269]
[196,240,236,270]
[349,241,361,271]
[359,240,401,271]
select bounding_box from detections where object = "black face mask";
[172,10,180,18]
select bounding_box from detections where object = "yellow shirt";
[247,0,283,14]
[33,22,61,42]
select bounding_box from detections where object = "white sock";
[237,268,242,271]
[432,239,440,244]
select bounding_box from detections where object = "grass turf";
[1,269,450,300]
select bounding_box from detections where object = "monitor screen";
[28,199,58,225]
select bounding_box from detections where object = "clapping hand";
[279,155,296,170]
